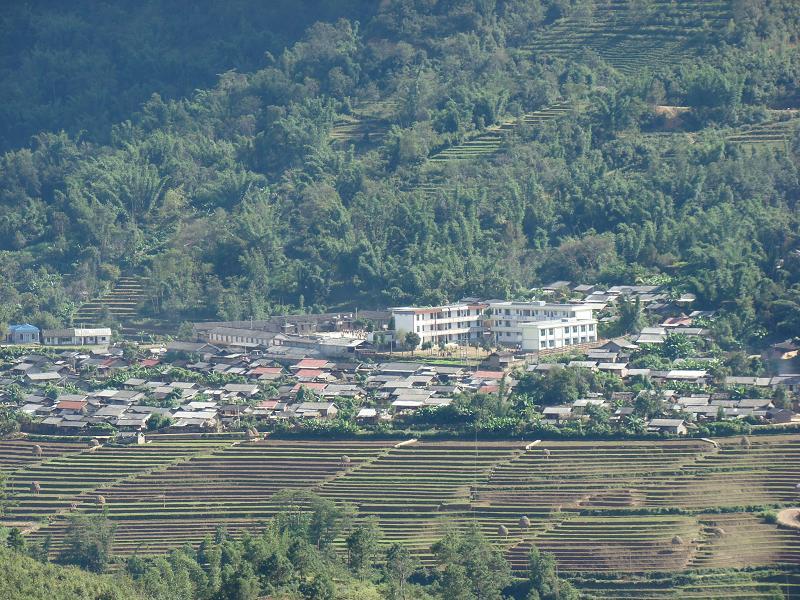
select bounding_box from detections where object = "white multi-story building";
[486,301,597,346]
[392,302,487,347]
[521,317,598,352]
[392,300,600,350]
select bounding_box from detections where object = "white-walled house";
[521,317,598,352]
[7,324,40,344]
[42,327,112,346]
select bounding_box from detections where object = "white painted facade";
[42,327,112,346]
[392,303,487,347]
[487,301,597,345]
[521,317,598,352]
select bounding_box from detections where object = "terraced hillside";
[524,0,731,75]
[3,434,799,597]
[624,116,800,167]
[428,102,573,164]
[0,440,86,472]
[725,117,799,149]
[406,102,575,198]
[73,276,148,324]
[574,569,800,599]
[3,438,227,527]
[330,98,399,148]
[24,438,393,556]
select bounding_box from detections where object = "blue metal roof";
[9,324,40,332]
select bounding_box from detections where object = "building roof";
[648,418,685,427]
[56,400,87,411]
[473,370,505,379]
[294,358,331,370]
[9,323,39,332]
[43,328,112,337]
[296,402,337,411]
[543,406,572,415]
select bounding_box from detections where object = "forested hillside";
[0,0,375,151]
[1,0,799,347]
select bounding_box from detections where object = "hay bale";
[740,436,751,449]
[519,515,531,529]
[497,525,509,537]
[543,448,551,459]
[671,535,684,545]
[708,526,726,537]
[96,495,106,506]
[341,455,351,466]
[32,444,43,457]
[89,438,101,448]
[70,502,78,511]
[246,427,259,440]
[30,481,41,495]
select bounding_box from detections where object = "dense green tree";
[527,546,579,600]
[385,543,418,600]
[618,296,645,334]
[59,513,116,573]
[346,517,382,576]
[432,524,511,600]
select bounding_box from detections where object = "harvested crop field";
[4,434,799,597]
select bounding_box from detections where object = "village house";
[6,324,40,344]
[647,418,688,435]
[542,406,574,423]
[42,327,112,346]
[294,402,338,419]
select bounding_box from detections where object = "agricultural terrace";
[633,115,800,161]
[2,434,798,597]
[73,276,148,324]
[426,102,573,164]
[0,440,86,472]
[524,0,731,75]
[24,438,392,556]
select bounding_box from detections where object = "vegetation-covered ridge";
[1,0,799,349]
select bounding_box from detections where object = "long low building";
[42,327,112,346]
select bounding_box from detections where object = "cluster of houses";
[0,329,796,436]
[2,283,797,437]
[0,344,514,434]
[540,388,795,435]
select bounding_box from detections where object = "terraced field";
[2,438,228,526]
[427,103,573,164]
[0,440,86,472]
[330,98,399,148]
[524,0,731,75]
[726,118,799,149]
[573,569,800,599]
[3,434,799,597]
[25,439,393,556]
[407,102,575,198]
[73,275,148,324]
